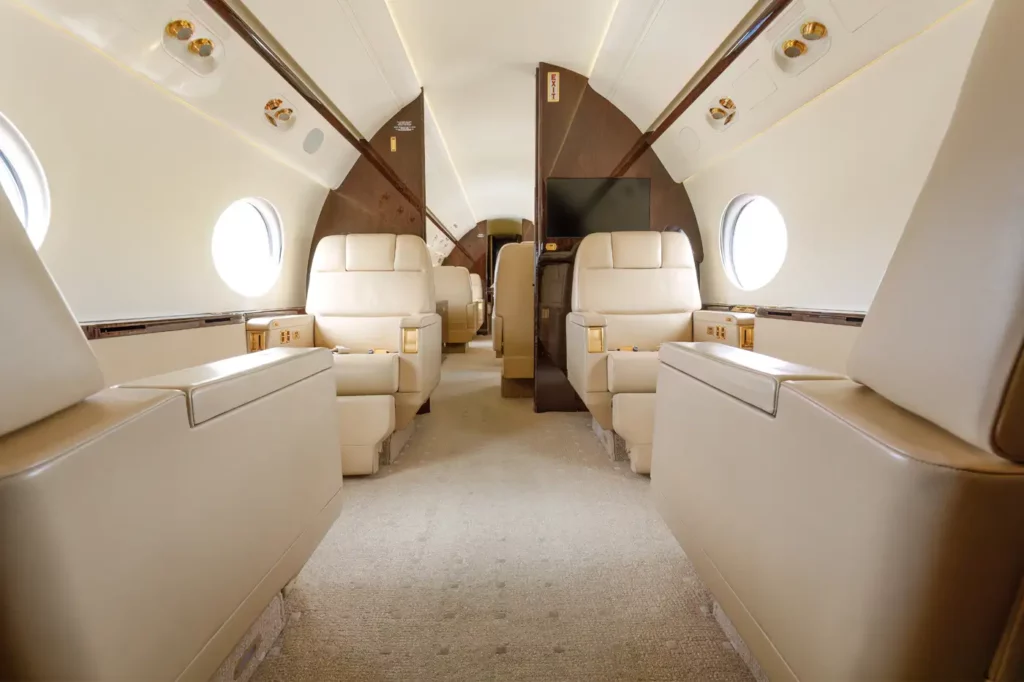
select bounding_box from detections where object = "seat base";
[612,393,656,474]
[381,419,416,466]
[591,417,628,462]
[443,342,467,354]
[337,395,395,476]
[501,377,534,398]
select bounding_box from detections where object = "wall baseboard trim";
[703,304,865,328]
[82,308,304,340]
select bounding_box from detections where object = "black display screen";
[545,178,651,238]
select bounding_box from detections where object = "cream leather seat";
[249,234,441,476]
[652,5,1024,679]
[433,265,477,345]
[567,231,700,474]
[0,195,342,681]
[492,241,535,382]
[469,272,485,332]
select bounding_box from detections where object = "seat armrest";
[400,313,440,330]
[119,347,332,426]
[567,311,607,328]
[246,314,314,352]
[659,342,843,415]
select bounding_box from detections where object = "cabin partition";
[532,62,703,413]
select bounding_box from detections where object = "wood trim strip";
[611,0,795,178]
[201,0,470,259]
[81,308,304,340]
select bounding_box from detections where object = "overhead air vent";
[162,14,224,76]
[705,96,737,132]
[773,17,832,77]
[264,98,297,131]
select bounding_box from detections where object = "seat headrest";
[572,231,700,315]
[311,233,431,273]
[848,0,1024,462]
[0,194,104,438]
[469,273,483,301]
[307,234,435,317]
[433,266,473,306]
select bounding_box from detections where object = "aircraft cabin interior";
[1,0,1022,680]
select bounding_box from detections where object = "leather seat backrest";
[469,273,483,303]
[307,234,435,351]
[0,194,104,437]
[494,242,535,356]
[572,231,701,350]
[848,1,1023,463]
[433,266,473,327]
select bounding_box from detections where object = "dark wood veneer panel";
[310,93,427,268]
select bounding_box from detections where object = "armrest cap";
[660,342,843,415]
[567,312,607,327]
[119,347,332,426]
[401,313,441,329]
[246,314,313,331]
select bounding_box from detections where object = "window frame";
[720,194,788,292]
[211,197,284,297]
[0,111,50,249]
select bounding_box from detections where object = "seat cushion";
[332,353,399,396]
[660,342,842,415]
[607,351,660,393]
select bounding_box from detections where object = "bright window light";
[721,195,788,291]
[0,112,50,249]
[211,198,283,296]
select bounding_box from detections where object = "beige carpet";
[251,340,753,682]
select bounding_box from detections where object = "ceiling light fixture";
[719,97,736,110]
[166,19,194,41]
[709,107,728,120]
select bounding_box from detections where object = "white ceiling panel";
[654,0,987,181]
[387,0,618,221]
[245,0,419,138]
[424,100,476,258]
[591,0,756,130]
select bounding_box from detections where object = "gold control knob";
[188,38,214,57]
[801,21,828,41]
[782,39,808,58]
[166,19,194,41]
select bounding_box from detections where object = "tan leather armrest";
[119,347,332,426]
[660,342,843,415]
[400,313,441,329]
[567,311,607,328]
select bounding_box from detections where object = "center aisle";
[252,339,752,681]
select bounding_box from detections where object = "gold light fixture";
[724,112,736,126]
[719,97,736,110]
[264,99,296,127]
[782,39,808,58]
[165,19,194,41]
[275,108,294,123]
[188,37,214,57]
[709,107,728,120]
[801,21,828,41]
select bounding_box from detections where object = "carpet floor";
[251,340,753,682]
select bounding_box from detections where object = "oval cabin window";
[721,195,787,291]
[0,112,50,249]
[211,198,283,296]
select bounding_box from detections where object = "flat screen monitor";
[545,178,650,238]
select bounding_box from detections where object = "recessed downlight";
[709,107,728,120]
[801,21,828,41]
